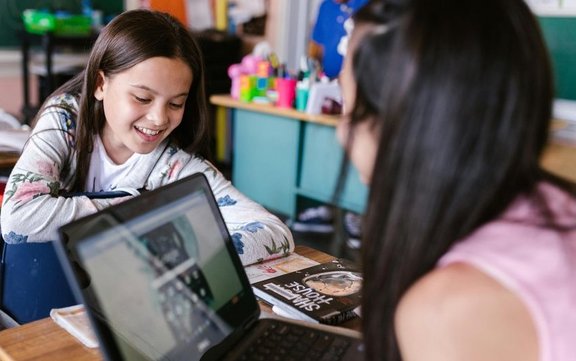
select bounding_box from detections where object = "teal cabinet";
[298,123,367,214]
[231,107,367,218]
[232,109,301,216]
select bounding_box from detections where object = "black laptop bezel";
[55,173,261,361]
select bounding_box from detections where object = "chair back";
[0,241,77,324]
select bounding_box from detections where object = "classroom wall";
[0,76,37,116]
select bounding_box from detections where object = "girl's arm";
[154,151,295,266]
[0,103,131,244]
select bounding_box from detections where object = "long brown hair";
[38,9,209,192]
[344,0,572,360]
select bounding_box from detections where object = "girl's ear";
[94,70,106,101]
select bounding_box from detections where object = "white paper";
[244,253,319,284]
[50,304,99,348]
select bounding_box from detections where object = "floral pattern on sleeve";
[3,170,59,205]
[43,93,78,148]
[166,159,183,181]
[231,233,245,255]
[3,231,28,244]
[217,195,237,207]
[241,222,264,233]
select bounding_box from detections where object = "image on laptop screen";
[62,180,248,361]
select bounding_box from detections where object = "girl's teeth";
[136,126,161,135]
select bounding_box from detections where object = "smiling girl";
[1,10,293,266]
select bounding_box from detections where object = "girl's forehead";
[111,57,193,94]
[120,57,192,77]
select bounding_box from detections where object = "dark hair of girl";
[345,0,574,360]
[39,9,209,192]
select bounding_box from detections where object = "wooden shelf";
[210,94,340,127]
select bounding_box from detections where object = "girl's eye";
[134,96,150,103]
[169,103,184,109]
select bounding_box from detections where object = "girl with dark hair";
[1,9,293,266]
[338,0,576,360]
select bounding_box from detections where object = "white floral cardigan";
[0,93,294,265]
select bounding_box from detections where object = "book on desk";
[252,258,362,325]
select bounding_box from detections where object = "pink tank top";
[438,183,576,361]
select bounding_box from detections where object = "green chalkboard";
[0,0,123,48]
[539,17,576,100]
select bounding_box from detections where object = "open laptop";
[55,173,364,361]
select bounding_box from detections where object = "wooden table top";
[0,314,100,361]
[0,245,347,361]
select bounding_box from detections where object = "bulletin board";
[0,0,123,48]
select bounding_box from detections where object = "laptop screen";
[57,174,259,361]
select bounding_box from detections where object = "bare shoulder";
[394,263,538,361]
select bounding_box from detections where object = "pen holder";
[276,78,297,109]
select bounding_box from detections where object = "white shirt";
[86,135,143,194]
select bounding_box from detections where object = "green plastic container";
[23,9,92,36]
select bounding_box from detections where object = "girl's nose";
[147,103,168,126]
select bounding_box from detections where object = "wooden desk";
[0,246,353,361]
[0,317,100,361]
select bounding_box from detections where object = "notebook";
[55,173,364,361]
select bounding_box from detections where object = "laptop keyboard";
[237,321,353,361]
